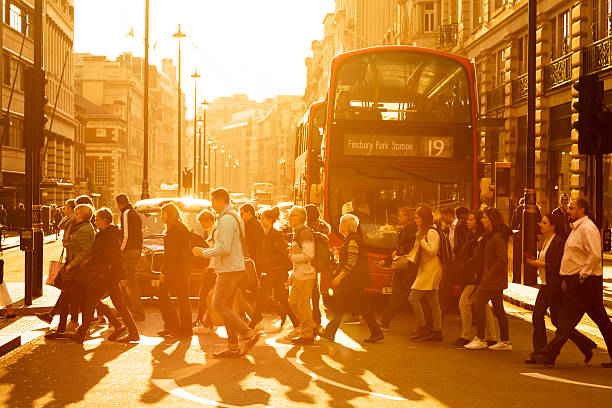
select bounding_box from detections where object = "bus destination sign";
[344,134,454,158]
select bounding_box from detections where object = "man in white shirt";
[532,198,612,368]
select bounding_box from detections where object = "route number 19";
[427,139,446,157]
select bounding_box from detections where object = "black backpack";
[427,227,453,266]
[296,227,331,272]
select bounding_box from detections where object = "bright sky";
[74,0,335,116]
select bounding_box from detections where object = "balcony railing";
[486,85,505,112]
[544,53,572,90]
[438,24,458,48]
[511,74,528,103]
[584,36,612,74]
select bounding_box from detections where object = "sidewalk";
[1,230,58,251]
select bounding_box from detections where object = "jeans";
[381,268,410,328]
[458,285,498,341]
[158,275,192,337]
[121,250,144,318]
[78,282,138,338]
[474,290,509,342]
[540,276,611,362]
[212,271,250,349]
[322,281,381,340]
[252,269,299,327]
[532,284,595,354]
[196,269,217,323]
[409,289,442,331]
[289,277,316,338]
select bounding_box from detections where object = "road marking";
[151,379,272,408]
[521,373,612,390]
[285,348,408,402]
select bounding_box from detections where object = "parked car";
[134,197,212,297]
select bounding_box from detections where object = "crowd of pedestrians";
[31,188,612,368]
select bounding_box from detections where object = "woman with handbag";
[408,205,444,341]
[452,210,498,347]
[319,214,383,343]
[158,203,193,338]
[378,207,417,330]
[465,207,513,350]
[249,208,299,330]
[524,213,597,363]
[65,208,139,343]
[45,204,96,340]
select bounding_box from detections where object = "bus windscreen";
[333,51,471,123]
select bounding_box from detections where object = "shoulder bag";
[47,249,65,288]
[227,213,259,291]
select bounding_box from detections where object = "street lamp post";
[191,68,200,197]
[142,0,150,200]
[279,158,286,200]
[173,25,186,196]
[220,146,225,188]
[201,99,208,198]
[227,152,233,191]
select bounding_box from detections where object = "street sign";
[20,229,33,251]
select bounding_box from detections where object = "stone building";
[0,0,78,209]
[75,52,184,207]
[305,0,612,225]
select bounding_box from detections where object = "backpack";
[427,227,453,266]
[296,227,331,272]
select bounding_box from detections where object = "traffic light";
[182,168,193,189]
[573,74,603,155]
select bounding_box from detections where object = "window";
[517,35,528,75]
[3,116,24,148]
[493,48,506,87]
[9,3,21,33]
[94,160,108,187]
[3,56,23,90]
[592,0,612,41]
[491,0,503,14]
[551,10,571,60]
[472,0,482,29]
[424,3,435,33]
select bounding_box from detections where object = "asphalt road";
[0,302,611,408]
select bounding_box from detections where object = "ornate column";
[535,16,550,210]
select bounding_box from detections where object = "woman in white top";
[524,213,596,364]
[408,205,443,341]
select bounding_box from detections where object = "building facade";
[305,0,612,226]
[0,0,77,211]
[75,52,184,207]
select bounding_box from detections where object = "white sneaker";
[283,328,301,340]
[489,341,513,351]
[464,337,488,350]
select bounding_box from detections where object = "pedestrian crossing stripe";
[521,373,612,390]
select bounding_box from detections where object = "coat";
[411,228,442,291]
[66,220,95,269]
[257,227,290,275]
[162,222,192,278]
[87,225,126,285]
[542,234,565,290]
[479,230,509,291]
[244,217,264,259]
[337,232,370,287]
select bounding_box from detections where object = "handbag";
[392,241,420,270]
[227,213,259,291]
[47,249,65,287]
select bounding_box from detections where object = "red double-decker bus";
[317,46,479,299]
[294,100,326,206]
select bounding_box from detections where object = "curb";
[0,335,20,358]
[503,293,535,312]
